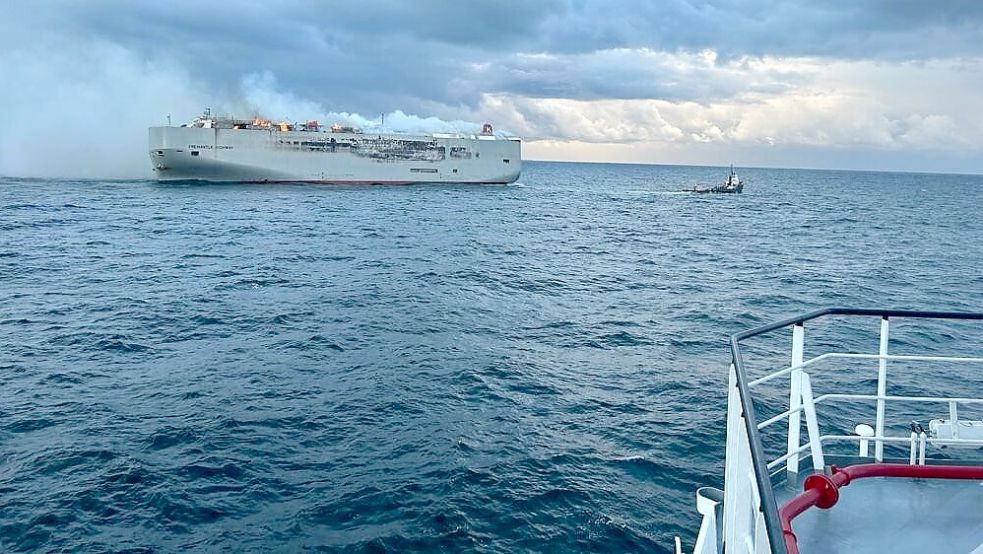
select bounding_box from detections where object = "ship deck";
[690,309,983,554]
[774,471,983,553]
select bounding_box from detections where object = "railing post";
[692,488,723,554]
[800,373,825,471]
[875,317,890,461]
[721,363,745,551]
[787,323,804,479]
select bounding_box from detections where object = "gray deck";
[776,475,983,553]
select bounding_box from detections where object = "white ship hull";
[148,126,521,184]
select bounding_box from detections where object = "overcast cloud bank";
[2,0,982,176]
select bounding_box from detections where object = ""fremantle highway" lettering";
[188,144,233,150]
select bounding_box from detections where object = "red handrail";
[779,463,983,554]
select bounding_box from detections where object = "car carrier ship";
[148,110,521,184]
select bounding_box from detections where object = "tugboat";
[686,165,744,194]
[677,308,983,554]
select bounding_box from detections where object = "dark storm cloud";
[4,0,981,112]
[467,49,802,102]
[543,0,983,59]
[3,1,562,113]
[2,0,982,177]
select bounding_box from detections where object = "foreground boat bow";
[681,308,983,554]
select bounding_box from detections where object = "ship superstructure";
[148,111,521,184]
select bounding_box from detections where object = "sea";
[1,162,981,553]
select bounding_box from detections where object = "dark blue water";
[1,162,981,552]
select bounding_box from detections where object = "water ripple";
[1,164,981,552]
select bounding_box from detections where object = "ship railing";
[691,308,983,554]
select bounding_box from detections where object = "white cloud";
[898,114,964,149]
[472,53,983,165]
[1,29,982,177]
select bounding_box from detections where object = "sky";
[2,0,983,177]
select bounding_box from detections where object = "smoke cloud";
[0,38,206,179]
[0,44,490,179]
[228,72,493,135]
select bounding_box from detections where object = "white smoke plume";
[0,39,207,179]
[0,44,488,179]
[227,72,486,135]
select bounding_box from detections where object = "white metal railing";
[685,309,983,554]
[745,316,983,481]
[721,363,775,554]
[760,370,983,479]
[747,353,983,387]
